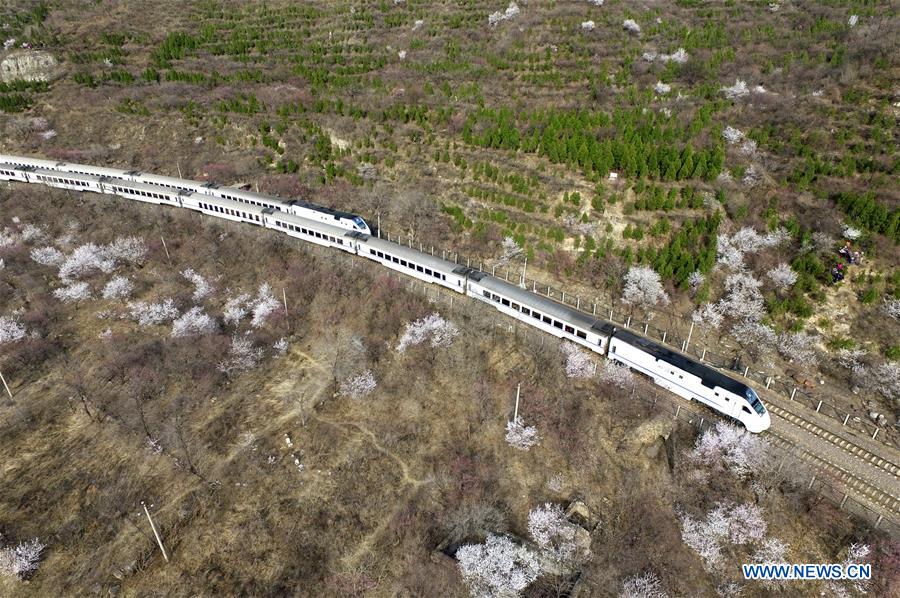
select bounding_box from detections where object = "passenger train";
[0,154,770,432]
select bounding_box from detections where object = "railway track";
[764,401,900,527]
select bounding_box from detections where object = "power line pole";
[513,383,521,422]
[0,369,12,400]
[142,502,169,563]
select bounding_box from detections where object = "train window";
[417,265,423,272]
[553,321,563,330]
[542,315,551,324]
[565,325,574,334]
[610,345,616,353]
[501,298,510,307]
[511,303,520,311]
[576,331,587,339]
[483,291,490,298]
[522,307,530,315]
[370,249,376,255]
[531,311,541,320]
[742,406,751,415]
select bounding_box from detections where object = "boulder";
[1,50,61,83]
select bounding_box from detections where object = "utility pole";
[685,321,695,352]
[160,236,171,262]
[520,257,527,288]
[142,502,169,563]
[513,383,521,422]
[377,213,381,238]
[0,369,12,400]
[282,288,288,315]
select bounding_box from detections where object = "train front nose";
[758,410,771,433]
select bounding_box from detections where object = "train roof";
[475,274,613,335]
[265,206,354,237]
[611,328,750,396]
[288,198,360,221]
[101,176,194,197]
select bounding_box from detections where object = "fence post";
[765,378,772,389]
[872,428,879,441]
[662,331,667,343]
[816,400,822,412]
[625,316,631,328]
[743,366,749,378]
[808,475,816,490]
[643,323,648,334]
[700,348,707,362]
[839,493,849,510]
[674,405,681,419]
[790,388,797,401]
[843,414,850,426]
[875,514,883,529]
[592,302,596,315]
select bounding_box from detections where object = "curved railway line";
[2,155,898,534]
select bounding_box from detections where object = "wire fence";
[377,229,897,450]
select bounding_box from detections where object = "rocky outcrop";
[1,50,61,83]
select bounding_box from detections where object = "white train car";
[607,329,770,432]
[464,270,616,354]
[357,235,463,290]
[262,208,357,254]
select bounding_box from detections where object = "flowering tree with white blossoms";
[717,272,765,322]
[217,335,264,375]
[58,243,115,282]
[30,246,64,266]
[621,266,669,309]
[223,292,251,326]
[396,313,459,352]
[767,263,797,290]
[0,536,45,579]
[499,236,523,264]
[488,2,519,27]
[339,370,377,399]
[128,299,179,327]
[691,421,764,478]
[0,315,27,345]
[250,283,280,328]
[527,503,589,567]
[103,236,147,265]
[171,307,218,338]
[842,225,862,241]
[599,360,634,389]
[560,342,594,378]
[692,303,724,329]
[53,281,91,303]
[456,534,540,598]
[620,571,667,598]
[721,79,749,99]
[687,271,705,293]
[506,416,539,451]
[101,276,134,300]
[883,298,900,320]
[680,503,768,571]
[181,268,214,301]
[777,331,818,367]
[273,338,289,355]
